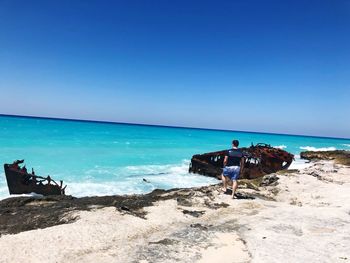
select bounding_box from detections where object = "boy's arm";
[240,157,245,173]
[223,156,228,167]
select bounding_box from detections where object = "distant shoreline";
[1,113,349,141]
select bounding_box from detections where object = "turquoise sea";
[0,115,349,199]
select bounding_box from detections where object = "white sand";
[0,160,349,263]
[196,233,250,263]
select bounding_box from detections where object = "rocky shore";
[301,150,350,165]
[0,151,349,263]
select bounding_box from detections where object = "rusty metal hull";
[4,163,66,196]
[189,143,294,180]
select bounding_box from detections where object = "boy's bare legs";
[221,174,228,192]
[232,180,238,198]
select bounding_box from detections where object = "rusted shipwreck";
[189,143,294,180]
[4,160,66,196]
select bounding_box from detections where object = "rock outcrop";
[300,150,350,166]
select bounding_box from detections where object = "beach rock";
[0,185,222,235]
[190,223,211,230]
[182,209,205,217]
[260,174,279,186]
[300,150,350,166]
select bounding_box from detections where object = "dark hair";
[232,140,239,147]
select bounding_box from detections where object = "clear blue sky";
[0,0,349,138]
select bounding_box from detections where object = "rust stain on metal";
[189,143,294,179]
[4,160,66,196]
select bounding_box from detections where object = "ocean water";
[0,115,349,199]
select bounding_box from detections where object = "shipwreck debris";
[189,143,294,179]
[4,160,66,196]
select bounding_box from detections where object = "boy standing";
[222,140,245,198]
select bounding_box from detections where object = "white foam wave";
[342,144,350,147]
[0,160,220,199]
[299,146,336,152]
[0,187,9,200]
[0,186,44,200]
[124,160,190,175]
[5,193,44,199]
[66,173,219,197]
[0,174,9,200]
[66,181,148,197]
[274,145,287,149]
[65,160,219,197]
[289,155,312,170]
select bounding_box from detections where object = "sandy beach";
[1,156,350,263]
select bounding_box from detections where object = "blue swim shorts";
[223,166,240,180]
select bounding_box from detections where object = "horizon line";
[1,113,349,141]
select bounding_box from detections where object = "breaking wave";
[289,155,312,170]
[299,146,336,152]
[0,161,219,199]
[274,145,287,149]
[64,160,219,197]
[0,172,8,199]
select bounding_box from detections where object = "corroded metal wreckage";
[4,160,66,196]
[189,143,294,180]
